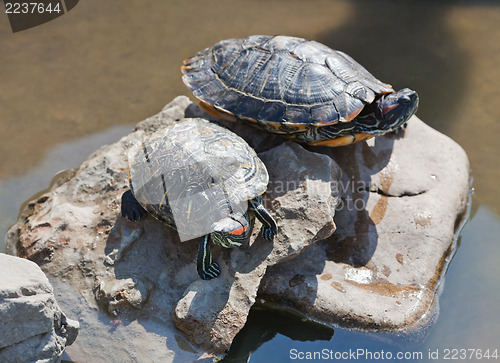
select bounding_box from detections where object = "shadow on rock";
[97,212,206,320]
[258,115,471,338]
[260,128,398,319]
[315,129,398,268]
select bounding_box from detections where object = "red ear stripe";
[231,225,248,235]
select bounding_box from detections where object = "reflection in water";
[422,203,500,350]
[222,304,334,362]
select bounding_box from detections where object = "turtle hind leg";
[249,196,278,241]
[197,235,221,280]
[121,190,148,222]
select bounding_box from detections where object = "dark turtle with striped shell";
[121,118,277,280]
[182,35,419,147]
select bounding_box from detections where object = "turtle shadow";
[299,0,469,270]
[312,131,399,268]
[254,132,398,322]
[100,214,201,318]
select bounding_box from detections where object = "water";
[1,1,499,361]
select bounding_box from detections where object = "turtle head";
[211,212,249,248]
[377,88,419,132]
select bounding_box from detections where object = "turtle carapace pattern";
[121,118,278,280]
[182,35,419,146]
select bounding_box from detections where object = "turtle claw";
[249,196,278,242]
[121,190,147,222]
[198,262,221,280]
[260,224,277,241]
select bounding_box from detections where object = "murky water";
[1,0,499,361]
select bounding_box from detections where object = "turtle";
[121,118,277,280]
[181,35,419,147]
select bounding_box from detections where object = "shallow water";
[1,0,499,361]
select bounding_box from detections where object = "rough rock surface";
[258,116,470,335]
[5,96,339,358]
[0,253,79,363]
[4,95,470,358]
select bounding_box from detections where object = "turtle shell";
[127,118,268,241]
[182,35,394,133]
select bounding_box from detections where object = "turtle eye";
[401,96,412,105]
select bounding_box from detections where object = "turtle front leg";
[197,235,221,280]
[248,196,278,241]
[121,190,148,222]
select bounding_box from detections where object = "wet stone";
[258,116,470,335]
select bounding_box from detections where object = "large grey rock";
[5,96,339,357]
[0,253,79,363]
[258,116,470,335]
[4,95,470,357]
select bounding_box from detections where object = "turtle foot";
[260,224,277,241]
[198,262,221,280]
[121,190,147,222]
